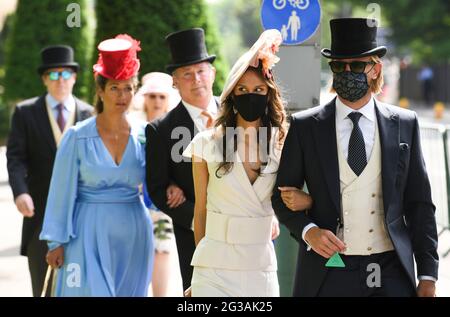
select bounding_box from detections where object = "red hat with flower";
[93,34,141,80]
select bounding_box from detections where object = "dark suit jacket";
[272,98,439,297]
[145,99,218,288]
[146,102,198,230]
[6,95,93,256]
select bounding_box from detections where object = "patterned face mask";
[332,71,370,102]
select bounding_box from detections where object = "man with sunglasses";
[273,18,438,297]
[6,45,93,296]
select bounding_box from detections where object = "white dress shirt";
[302,97,377,244]
[46,93,76,123]
[335,97,375,161]
[182,96,217,231]
[182,96,217,132]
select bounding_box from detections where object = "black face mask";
[233,93,268,122]
[332,71,370,102]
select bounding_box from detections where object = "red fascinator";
[93,34,141,80]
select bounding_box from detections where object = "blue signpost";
[261,0,323,296]
[261,0,321,45]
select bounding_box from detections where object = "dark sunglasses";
[329,61,375,74]
[46,70,74,81]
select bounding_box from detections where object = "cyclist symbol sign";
[261,0,321,45]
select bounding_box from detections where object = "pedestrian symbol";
[261,0,321,45]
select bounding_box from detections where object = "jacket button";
[369,229,374,233]
[371,211,375,215]
[367,247,372,251]
[372,193,376,198]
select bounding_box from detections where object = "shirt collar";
[182,96,216,118]
[335,96,375,123]
[46,93,76,112]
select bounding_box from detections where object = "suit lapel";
[34,95,57,153]
[312,99,341,217]
[173,101,197,137]
[375,101,399,217]
[74,98,84,122]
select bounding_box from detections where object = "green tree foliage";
[210,0,262,67]
[94,0,228,96]
[3,0,95,105]
[371,0,450,63]
[0,14,15,143]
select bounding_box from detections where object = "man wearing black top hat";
[146,28,218,292]
[272,18,438,296]
[6,45,93,296]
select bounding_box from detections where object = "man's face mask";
[329,60,376,102]
[332,71,370,102]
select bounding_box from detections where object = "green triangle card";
[325,253,345,267]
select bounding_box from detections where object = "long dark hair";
[214,66,287,178]
[94,74,138,113]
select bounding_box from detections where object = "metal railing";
[419,122,450,257]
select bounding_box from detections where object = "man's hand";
[304,227,346,258]
[278,187,313,211]
[184,286,192,297]
[166,184,186,208]
[46,246,64,269]
[15,193,35,218]
[417,280,436,297]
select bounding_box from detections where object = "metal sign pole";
[261,0,322,296]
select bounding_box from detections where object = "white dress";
[183,128,280,297]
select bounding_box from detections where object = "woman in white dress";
[183,30,313,297]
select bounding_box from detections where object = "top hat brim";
[166,55,216,73]
[38,62,79,75]
[321,46,387,59]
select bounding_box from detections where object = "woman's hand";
[278,186,313,212]
[46,246,64,269]
[166,184,186,208]
[271,216,280,240]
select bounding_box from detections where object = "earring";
[233,106,237,114]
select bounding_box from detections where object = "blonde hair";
[369,55,384,94]
[329,55,384,94]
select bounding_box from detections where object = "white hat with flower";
[220,29,282,103]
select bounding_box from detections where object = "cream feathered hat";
[219,29,282,103]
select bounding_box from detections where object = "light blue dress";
[40,116,154,297]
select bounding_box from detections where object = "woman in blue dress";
[40,34,154,296]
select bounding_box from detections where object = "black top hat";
[38,45,79,75]
[165,28,216,73]
[321,18,387,59]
